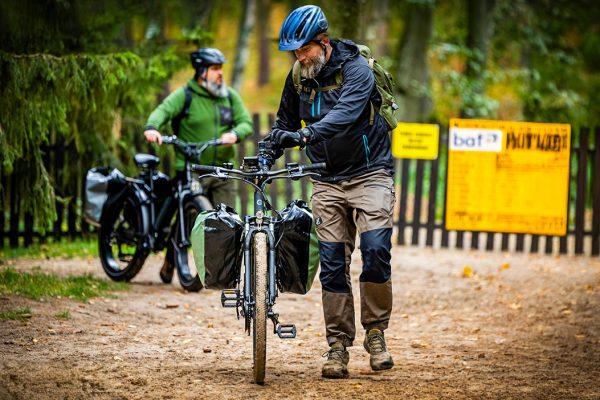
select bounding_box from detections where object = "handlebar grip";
[192,165,218,173]
[303,162,326,171]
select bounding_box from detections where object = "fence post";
[575,128,589,254]
[0,171,5,247]
[560,130,576,255]
[396,158,410,245]
[425,146,440,247]
[411,160,424,245]
[592,127,600,256]
[9,173,19,248]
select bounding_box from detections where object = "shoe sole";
[371,361,394,371]
[322,371,349,379]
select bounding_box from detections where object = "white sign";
[449,128,503,152]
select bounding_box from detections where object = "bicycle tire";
[252,232,268,385]
[99,193,149,282]
[174,195,213,292]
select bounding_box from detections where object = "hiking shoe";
[159,259,175,284]
[363,329,394,371]
[321,342,349,379]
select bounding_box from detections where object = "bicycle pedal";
[276,323,296,339]
[220,289,241,308]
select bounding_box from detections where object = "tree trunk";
[396,1,435,123]
[231,0,256,92]
[461,0,496,117]
[257,0,271,87]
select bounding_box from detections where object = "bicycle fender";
[101,185,152,241]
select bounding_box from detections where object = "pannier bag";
[275,200,320,295]
[84,167,126,226]
[191,204,244,289]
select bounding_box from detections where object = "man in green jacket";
[144,47,253,284]
[144,47,253,207]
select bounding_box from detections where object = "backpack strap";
[292,61,302,94]
[171,85,193,135]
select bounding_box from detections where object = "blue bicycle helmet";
[279,5,328,51]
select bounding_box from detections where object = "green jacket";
[145,79,253,170]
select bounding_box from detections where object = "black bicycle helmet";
[190,48,226,70]
[279,5,328,51]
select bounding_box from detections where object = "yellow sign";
[392,123,440,160]
[445,118,571,236]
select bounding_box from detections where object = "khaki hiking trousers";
[311,169,394,347]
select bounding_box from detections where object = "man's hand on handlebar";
[220,131,238,147]
[144,129,163,145]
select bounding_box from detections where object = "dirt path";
[1,247,599,399]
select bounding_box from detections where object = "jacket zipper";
[362,134,371,168]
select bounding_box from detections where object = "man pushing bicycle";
[269,5,396,379]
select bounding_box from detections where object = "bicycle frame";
[132,136,222,252]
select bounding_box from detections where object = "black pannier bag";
[84,167,126,226]
[275,200,319,295]
[191,204,244,289]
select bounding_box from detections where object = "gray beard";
[300,51,326,79]
[202,80,229,98]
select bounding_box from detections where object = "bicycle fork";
[220,222,296,339]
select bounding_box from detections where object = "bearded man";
[144,47,253,283]
[268,5,396,379]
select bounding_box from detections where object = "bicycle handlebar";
[160,135,223,160]
[191,162,326,179]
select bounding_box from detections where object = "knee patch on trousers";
[359,228,392,283]
[318,241,350,293]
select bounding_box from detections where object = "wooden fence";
[1,118,599,256]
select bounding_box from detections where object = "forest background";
[1,0,599,228]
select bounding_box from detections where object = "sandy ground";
[1,246,599,400]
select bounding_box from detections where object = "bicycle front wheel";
[252,232,268,385]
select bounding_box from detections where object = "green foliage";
[0,238,98,260]
[0,267,129,302]
[0,306,32,321]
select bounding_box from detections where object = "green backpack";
[292,44,399,130]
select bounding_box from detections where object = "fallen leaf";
[207,323,214,328]
[352,383,362,389]
[462,266,474,278]
[509,303,522,310]
[113,356,122,361]
[500,263,510,270]
[182,339,193,344]
[203,348,212,353]
[400,313,409,318]
[165,304,179,309]
[575,334,586,341]
[561,309,572,315]
[410,340,430,348]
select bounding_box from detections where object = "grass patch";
[54,310,71,320]
[0,306,32,321]
[0,267,128,302]
[0,238,98,261]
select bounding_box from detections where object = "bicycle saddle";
[134,154,160,168]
